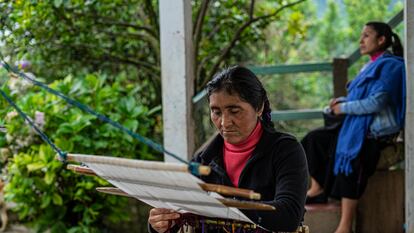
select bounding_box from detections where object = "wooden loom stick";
[96,187,275,211]
[198,183,261,200]
[217,198,275,211]
[67,164,96,176]
[66,153,211,176]
[67,165,261,200]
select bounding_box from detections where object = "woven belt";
[277,225,309,233]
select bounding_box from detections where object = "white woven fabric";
[70,154,252,223]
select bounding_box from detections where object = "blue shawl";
[334,54,406,175]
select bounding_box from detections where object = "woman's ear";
[257,104,265,118]
[378,35,386,47]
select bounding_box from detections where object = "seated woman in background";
[148,66,308,233]
[302,21,405,233]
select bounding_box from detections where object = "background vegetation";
[0,71,159,232]
[0,0,404,232]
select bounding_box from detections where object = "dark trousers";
[301,126,381,199]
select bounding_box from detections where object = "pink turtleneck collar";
[370,50,385,62]
[223,120,263,187]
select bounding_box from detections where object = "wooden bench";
[356,139,405,233]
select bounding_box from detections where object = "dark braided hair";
[365,21,404,57]
[206,66,274,128]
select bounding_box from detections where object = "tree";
[0,0,306,103]
[192,0,306,89]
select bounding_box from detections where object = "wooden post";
[332,58,349,98]
[405,2,414,232]
[159,0,195,162]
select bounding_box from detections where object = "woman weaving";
[148,66,308,232]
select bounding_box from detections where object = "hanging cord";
[0,89,67,161]
[0,58,204,174]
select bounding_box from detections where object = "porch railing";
[193,9,403,122]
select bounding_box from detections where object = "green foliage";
[1,0,161,104]
[0,72,162,232]
[0,0,305,97]
[193,0,308,88]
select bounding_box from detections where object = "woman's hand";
[148,208,181,233]
[329,98,342,108]
[329,98,345,115]
[331,104,343,115]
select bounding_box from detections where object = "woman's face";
[209,90,262,145]
[359,25,385,56]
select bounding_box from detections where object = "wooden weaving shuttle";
[96,187,275,211]
[67,164,261,200]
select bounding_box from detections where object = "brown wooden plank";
[356,170,404,233]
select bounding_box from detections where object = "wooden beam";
[332,58,349,98]
[65,154,211,176]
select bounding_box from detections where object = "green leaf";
[38,145,47,162]
[147,105,161,116]
[40,195,51,209]
[123,119,138,131]
[27,163,45,172]
[55,138,74,152]
[84,182,94,190]
[52,193,63,206]
[85,74,98,89]
[50,221,66,233]
[53,0,63,8]
[73,204,84,212]
[44,171,55,185]
[68,79,84,95]
[56,123,73,135]
[94,140,108,149]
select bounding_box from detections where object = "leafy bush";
[0,72,162,232]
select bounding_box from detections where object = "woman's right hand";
[148,208,181,233]
[329,98,340,108]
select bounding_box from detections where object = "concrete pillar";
[405,2,414,232]
[159,0,195,162]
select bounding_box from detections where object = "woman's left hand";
[331,104,342,115]
[148,208,181,233]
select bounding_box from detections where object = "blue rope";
[0,59,188,165]
[0,89,67,161]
